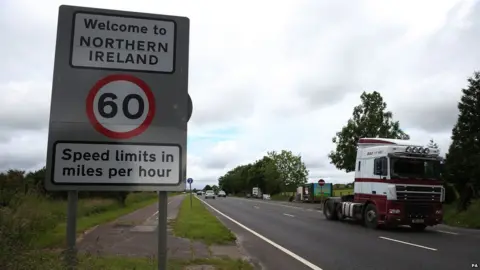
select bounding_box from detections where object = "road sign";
[318,179,325,186]
[187,94,193,122]
[187,178,193,184]
[45,5,190,192]
[86,74,155,139]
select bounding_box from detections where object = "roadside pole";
[318,179,325,209]
[65,191,78,269]
[157,191,168,269]
[187,178,193,209]
[44,5,190,270]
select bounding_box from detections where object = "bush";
[0,193,59,269]
[444,183,457,204]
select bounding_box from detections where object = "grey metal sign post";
[45,5,189,270]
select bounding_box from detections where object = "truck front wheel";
[364,204,379,229]
[324,200,338,220]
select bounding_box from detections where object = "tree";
[211,185,219,193]
[268,150,309,193]
[427,139,439,149]
[193,188,197,193]
[203,185,212,191]
[444,72,480,211]
[328,91,410,172]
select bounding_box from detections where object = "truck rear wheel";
[364,204,379,229]
[324,200,338,220]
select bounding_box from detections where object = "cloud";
[0,0,477,188]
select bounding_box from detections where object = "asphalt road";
[198,196,480,270]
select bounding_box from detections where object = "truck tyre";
[336,205,345,220]
[324,200,338,220]
[410,224,427,231]
[364,204,379,229]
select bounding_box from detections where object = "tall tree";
[427,139,439,149]
[328,91,410,172]
[203,184,212,191]
[444,72,480,211]
[268,150,309,192]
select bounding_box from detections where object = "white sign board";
[71,12,176,73]
[53,142,181,184]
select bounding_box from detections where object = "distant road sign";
[86,74,155,139]
[45,5,190,192]
[187,178,193,184]
[318,179,325,186]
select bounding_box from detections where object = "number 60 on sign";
[86,74,156,139]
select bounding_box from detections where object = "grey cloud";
[203,156,230,170]
[0,153,44,172]
[396,98,459,133]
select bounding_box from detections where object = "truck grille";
[405,204,433,218]
[396,185,442,202]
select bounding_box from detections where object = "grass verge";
[14,252,253,270]
[172,196,236,245]
[333,189,354,196]
[35,192,159,248]
[271,194,290,201]
[443,199,480,229]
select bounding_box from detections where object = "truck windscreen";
[390,157,441,180]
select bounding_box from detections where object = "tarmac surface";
[198,196,480,270]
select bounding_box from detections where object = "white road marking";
[435,230,459,235]
[379,236,437,251]
[147,199,174,221]
[198,197,324,270]
[254,206,260,209]
[283,213,295,217]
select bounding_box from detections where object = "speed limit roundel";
[86,74,155,139]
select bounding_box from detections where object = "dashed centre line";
[435,230,459,235]
[283,213,295,217]
[379,236,437,251]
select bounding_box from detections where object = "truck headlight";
[388,209,401,214]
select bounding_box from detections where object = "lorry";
[323,138,445,231]
[300,183,333,203]
[252,187,263,199]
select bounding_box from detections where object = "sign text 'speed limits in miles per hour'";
[52,142,181,185]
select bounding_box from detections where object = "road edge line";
[197,197,323,270]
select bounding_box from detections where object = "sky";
[1,0,479,189]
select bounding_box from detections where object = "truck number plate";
[412,219,424,223]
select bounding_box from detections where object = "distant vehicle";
[218,190,226,197]
[196,191,203,196]
[252,187,263,199]
[246,193,251,198]
[323,138,444,231]
[262,194,271,200]
[204,190,216,199]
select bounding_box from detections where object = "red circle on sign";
[318,179,325,186]
[86,74,156,139]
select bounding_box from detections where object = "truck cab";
[324,138,445,231]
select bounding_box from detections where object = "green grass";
[34,192,159,248]
[172,196,236,245]
[443,199,480,229]
[13,251,253,270]
[271,194,291,201]
[333,188,354,196]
